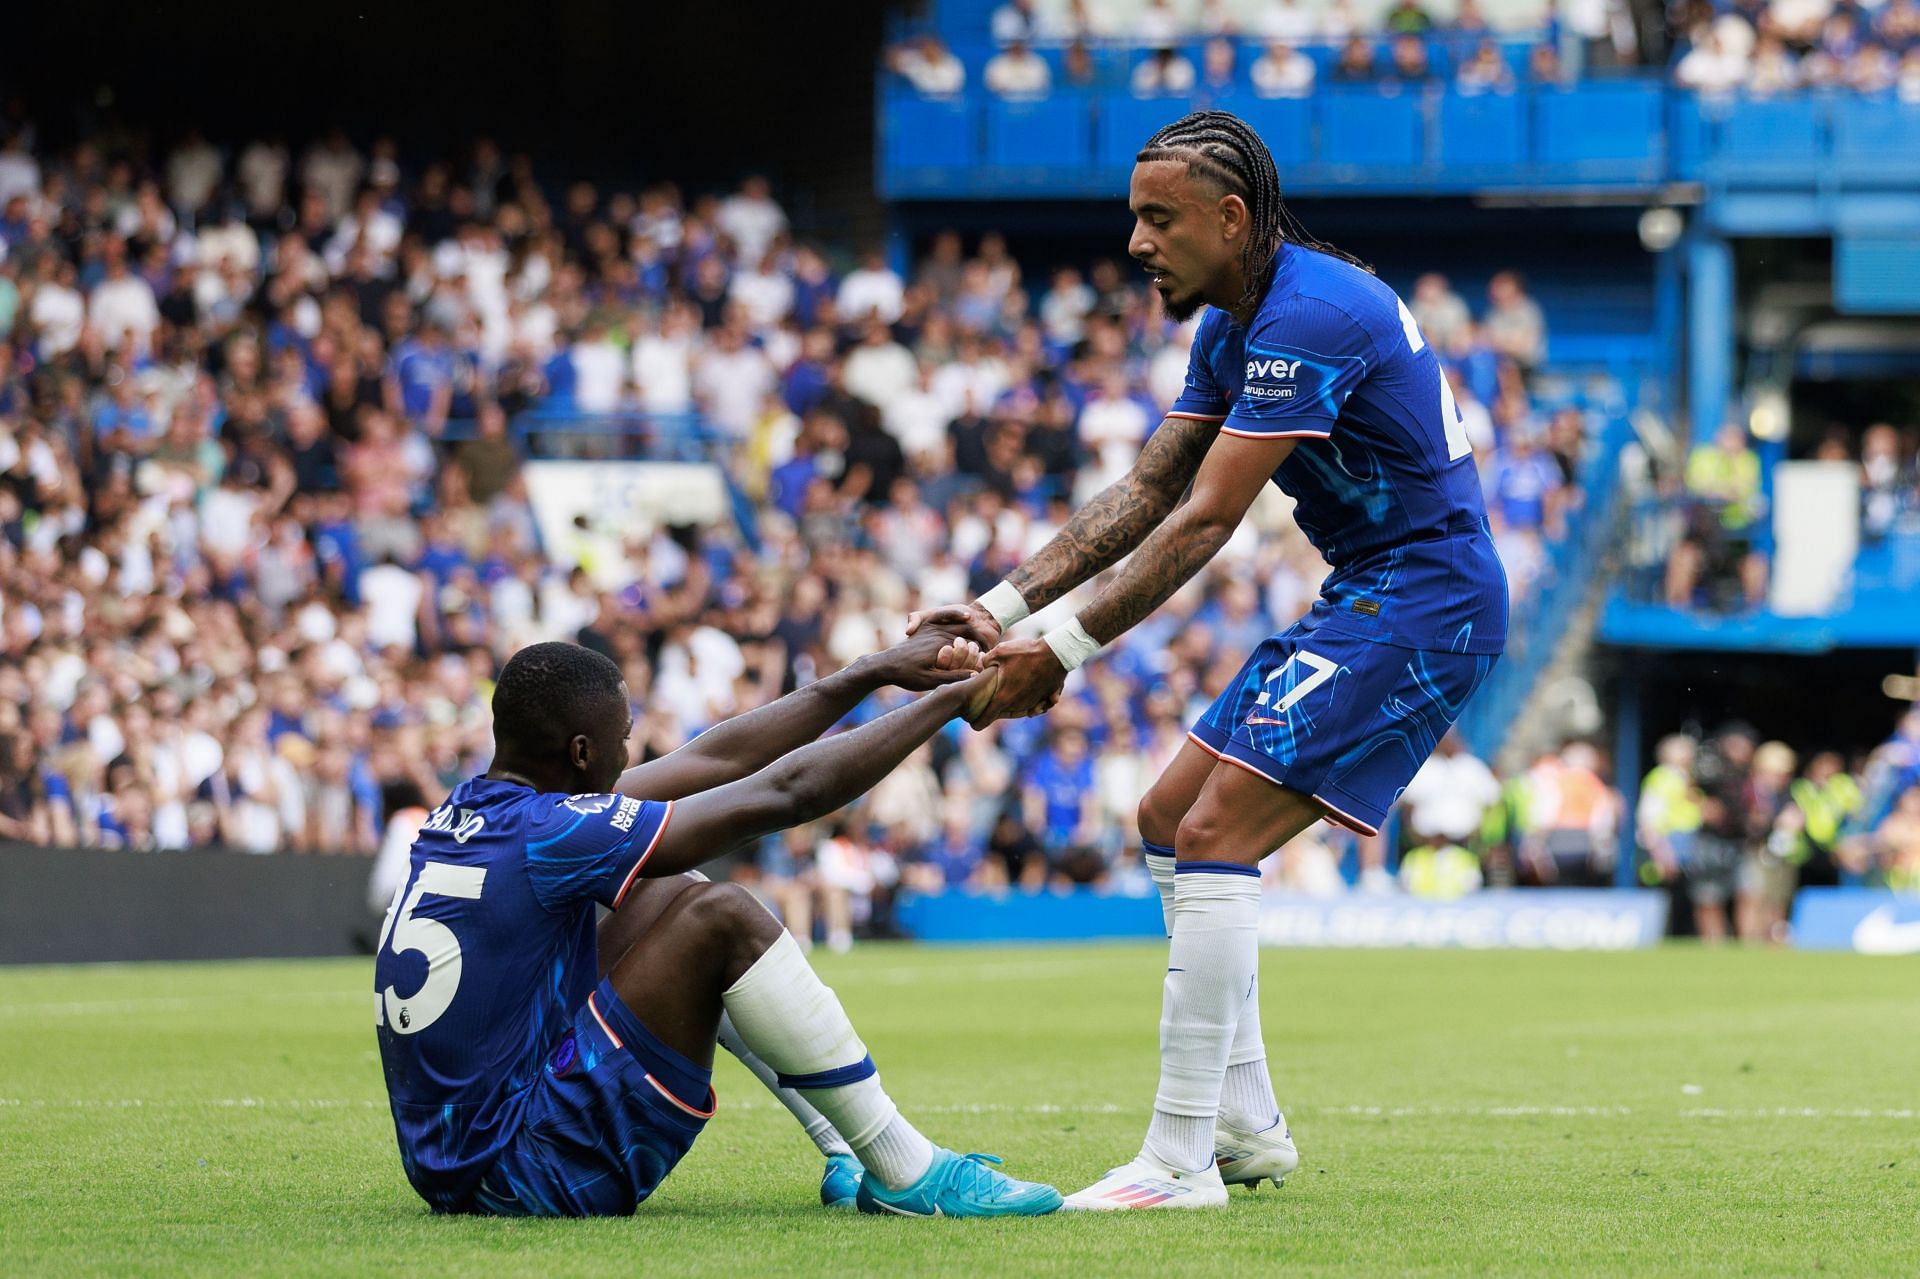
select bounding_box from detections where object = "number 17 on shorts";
[1188,624,1496,837]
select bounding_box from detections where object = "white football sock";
[1220,958,1280,1131]
[1142,863,1261,1173]
[1144,842,1177,937]
[716,1012,853,1159]
[721,930,934,1189]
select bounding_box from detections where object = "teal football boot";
[820,1152,863,1209]
[854,1147,1062,1218]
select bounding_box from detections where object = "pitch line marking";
[0,991,367,1018]
[4,1099,1916,1121]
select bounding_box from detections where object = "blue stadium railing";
[1453,410,1636,762]
[880,81,1920,200]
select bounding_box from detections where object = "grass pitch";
[2,943,1916,1277]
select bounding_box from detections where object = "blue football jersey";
[1168,244,1508,655]
[373,776,672,1209]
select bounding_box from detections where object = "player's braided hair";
[1137,110,1371,317]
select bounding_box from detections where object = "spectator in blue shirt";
[909,809,987,891]
[1022,726,1097,852]
[1491,430,1564,534]
[386,322,455,435]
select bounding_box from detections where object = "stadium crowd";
[0,120,1906,944]
[1670,0,1920,95]
[884,0,1642,103]
[1651,417,1920,612]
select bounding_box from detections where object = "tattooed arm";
[905,414,1224,646]
[975,432,1297,723]
[1007,413,1223,612]
[1077,432,1295,642]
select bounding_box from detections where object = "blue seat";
[1235,97,1314,168]
[1319,88,1422,171]
[1534,82,1663,177]
[1099,95,1193,170]
[1438,89,1523,170]
[1668,90,1710,182]
[1715,95,1822,175]
[1833,98,1920,182]
[882,92,977,177]
[984,92,1094,174]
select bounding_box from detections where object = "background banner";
[896,889,1669,950]
[1790,889,1920,954]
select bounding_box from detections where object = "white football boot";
[1214,1113,1299,1190]
[1061,1155,1229,1211]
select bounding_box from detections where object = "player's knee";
[1173,801,1266,864]
[1137,784,1186,849]
[1173,804,1227,861]
[681,881,779,952]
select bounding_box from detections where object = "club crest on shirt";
[563,793,617,816]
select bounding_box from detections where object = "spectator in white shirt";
[1040,266,1095,345]
[324,187,405,274]
[985,39,1054,98]
[1256,0,1319,42]
[890,34,967,97]
[1133,47,1198,96]
[1321,0,1360,39]
[165,129,223,216]
[237,138,290,223]
[1747,34,1801,96]
[1136,0,1184,46]
[717,176,788,267]
[1675,29,1748,92]
[0,131,39,207]
[1075,372,1151,504]
[28,257,85,358]
[90,241,161,356]
[1410,273,1471,352]
[299,130,364,223]
[884,364,954,459]
[837,249,906,325]
[729,249,795,328]
[1252,40,1317,97]
[1485,271,1547,370]
[361,556,425,653]
[1399,733,1502,846]
[632,303,698,416]
[568,321,628,414]
[194,210,261,276]
[693,322,775,440]
[843,319,920,414]
[1449,372,1495,456]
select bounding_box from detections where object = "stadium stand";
[4,0,1918,948]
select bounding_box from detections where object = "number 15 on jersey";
[376,861,486,1035]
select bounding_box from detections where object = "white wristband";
[1042,617,1102,673]
[977,581,1030,630]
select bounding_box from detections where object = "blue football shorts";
[467,978,715,1217]
[1189,617,1497,837]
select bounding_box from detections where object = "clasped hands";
[903,601,1068,729]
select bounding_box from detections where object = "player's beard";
[1160,285,1205,322]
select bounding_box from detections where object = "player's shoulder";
[1189,305,1233,350]
[1264,247,1402,356]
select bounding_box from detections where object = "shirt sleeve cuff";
[1220,415,1334,440]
